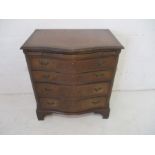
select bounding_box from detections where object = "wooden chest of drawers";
[21,29,124,120]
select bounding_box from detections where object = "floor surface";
[0,90,155,134]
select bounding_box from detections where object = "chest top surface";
[21,29,124,53]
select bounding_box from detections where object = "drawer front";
[39,96,107,112]
[76,70,113,83]
[29,55,117,73]
[36,83,76,98]
[32,70,113,84]
[39,98,64,110]
[30,56,75,73]
[27,51,118,60]
[36,82,110,98]
[75,56,117,72]
[76,82,110,98]
[32,71,75,84]
[77,96,107,111]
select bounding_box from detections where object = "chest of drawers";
[21,29,124,120]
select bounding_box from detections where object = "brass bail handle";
[47,101,57,106]
[94,87,102,92]
[91,100,99,104]
[95,72,105,77]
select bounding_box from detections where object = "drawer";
[27,51,118,60]
[76,82,110,98]
[29,55,117,73]
[76,70,113,83]
[32,71,75,84]
[39,98,64,110]
[39,96,107,112]
[35,82,110,98]
[74,56,117,73]
[30,56,75,73]
[36,83,76,98]
[32,70,113,84]
[76,96,107,112]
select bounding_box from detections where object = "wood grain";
[21,29,123,120]
[21,29,124,52]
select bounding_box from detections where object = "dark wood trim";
[23,48,122,55]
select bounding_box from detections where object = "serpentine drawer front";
[21,29,124,120]
[35,82,110,98]
[39,97,107,112]
[30,55,117,73]
[32,70,113,84]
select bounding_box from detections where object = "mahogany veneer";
[21,29,124,120]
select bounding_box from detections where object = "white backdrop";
[0,19,155,94]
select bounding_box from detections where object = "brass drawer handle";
[40,59,49,65]
[47,101,57,106]
[91,100,100,105]
[94,87,102,92]
[95,72,104,77]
